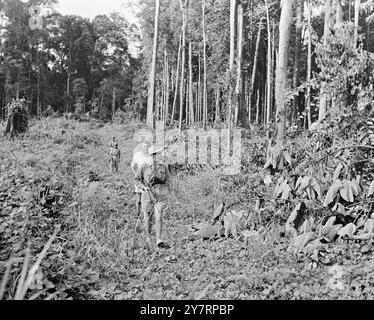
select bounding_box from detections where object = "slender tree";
[318,0,332,123]
[275,0,295,141]
[171,33,182,122]
[306,0,312,129]
[179,0,188,131]
[112,87,116,120]
[336,0,343,24]
[227,0,237,143]
[354,0,360,47]
[292,0,303,125]
[235,3,249,127]
[250,19,263,123]
[188,42,194,125]
[198,52,202,122]
[265,0,272,125]
[202,0,207,129]
[146,0,160,129]
[215,86,221,123]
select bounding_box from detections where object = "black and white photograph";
[1,0,374,304]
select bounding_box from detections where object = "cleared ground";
[1,118,373,300]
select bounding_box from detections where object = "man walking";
[108,137,121,173]
[131,139,153,220]
[134,145,170,248]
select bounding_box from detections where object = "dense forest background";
[1,0,374,135]
[0,0,141,121]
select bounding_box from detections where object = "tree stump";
[4,99,28,138]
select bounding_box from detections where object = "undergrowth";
[1,116,374,300]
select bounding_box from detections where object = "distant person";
[108,137,121,173]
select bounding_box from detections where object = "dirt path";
[81,122,281,299]
[89,123,374,300]
[83,123,317,300]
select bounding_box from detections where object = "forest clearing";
[0,117,373,300]
[1,0,374,301]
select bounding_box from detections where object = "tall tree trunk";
[292,0,303,125]
[179,0,188,131]
[165,52,169,125]
[161,55,165,122]
[198,52,202,122]
[275,0,294,142]
[0,12,4,119]
[171,33,182,122]
[272,21,276,123]
[37,71,40,117]
[4,74,9,118]
[249,19,263,123]
[185,78,189,125]
[171,66,174,94]
[256,89,260,124]
[249,0,253,47]
[36,37,41,118]
[227,0,237,145]
[112,87,116,121]
[235,3,242,125]
[265,0,272,126]
[229,0,237,71]
[202,0,208,129]
[246,80,251,123]
[188,42,194,126]
[147,0,160,129]
[318,0,332,123]
[215,86,221,123]
[306,0,312,129]
[66,73,70,114]
[155,87,159,120]
[235,4,249,128]
[336,0,343,24]
[99,94,103,117]
[262,79,268,124]
[195,82,198,122]
[67,44,72,114]
[354,0,360,47]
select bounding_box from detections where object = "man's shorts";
[141,184,169,214]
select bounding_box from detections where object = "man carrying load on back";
[133,144,170,248]
[131,139,153,219]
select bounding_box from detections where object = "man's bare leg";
[141,191,153,238]
[135,192,142,216]
[143,210,152,236]
[110,158,114,173]
[135,192,142,232]
[154,202,167,247]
